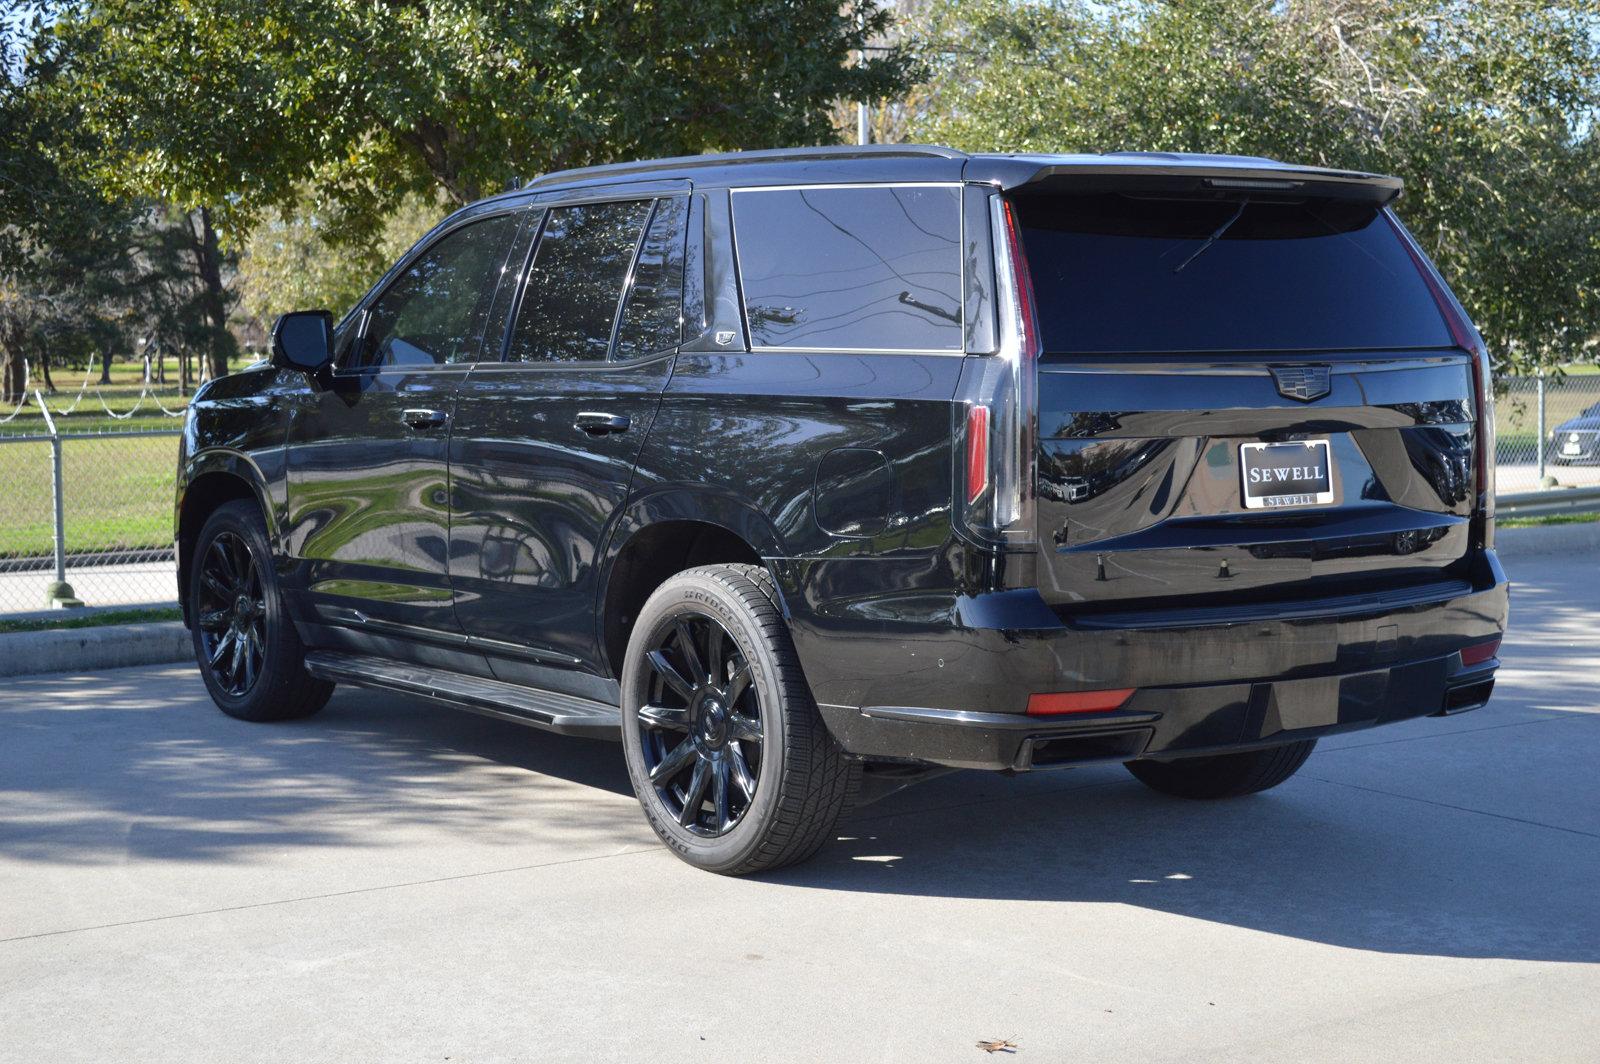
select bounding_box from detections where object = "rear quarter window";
[1015,193,1452,354]
[732,185,962,352]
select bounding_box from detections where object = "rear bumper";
[781,550,1509,771]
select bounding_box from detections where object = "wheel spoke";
[638,704,690,731]
[726,661,752,708]
[646,650,695,702]
[200,571,231,602]
[240,631,258,690]
[208,538,238,586]
[728,712,762,745]
[649,735,698,785]
[712,758,732,831]
[678,757,711,827]
[705,627,724,687]
[196,608,229,632]
[675,620,707,685]
[729,745,757,800]
[208,629,235,669]
[227,630,247,688]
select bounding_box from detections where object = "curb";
[1495,519,1600,561]
[0,621,191,678]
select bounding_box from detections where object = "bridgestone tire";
[620,563,857,875]
[1124,739,1316,799]
[190,500,333,722]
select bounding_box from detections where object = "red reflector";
[1461,638,1501,667]
[1027,689,1135,716]
[965,405,990,504]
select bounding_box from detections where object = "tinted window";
[507,200,652,363]
[614,197,687,359]
[733,186,962,351]
[357,213,522,367]
[1015,194,1452,353]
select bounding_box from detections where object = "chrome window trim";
[728,182,967,356]
[337,205,531,376]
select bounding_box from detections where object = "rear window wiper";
[1172,199,1248,274]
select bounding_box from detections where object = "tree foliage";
[911,0,1600,372]
[51,0,915,246]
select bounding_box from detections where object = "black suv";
[177,145,1508,874]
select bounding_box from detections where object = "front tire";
[1125,740,1316,799]
[620,564,856,875]
[190,499,333,722]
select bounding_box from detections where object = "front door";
[285,209,527,662]
[449,191,689,693]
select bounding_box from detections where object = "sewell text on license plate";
[1239,440,1335,509]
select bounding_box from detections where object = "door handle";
[402,408,450,430]
[575,411,630,435]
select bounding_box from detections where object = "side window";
[507,199,652,364]
[732,185,962,352]
[355,213,522,368]
[614,197,688,360]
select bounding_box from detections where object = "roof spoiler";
[966,154,1403,205]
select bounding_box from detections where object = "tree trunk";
[39,351,55,393]
[189,207,234,380]
[0,349,24,405]
[155,345,165,385]
[99,349,112,385]
[180,348,191,396]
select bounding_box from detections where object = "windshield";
[1014,193,1453,354]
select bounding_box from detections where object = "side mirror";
[271,310,335,374]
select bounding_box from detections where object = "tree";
[0,6,140,404]
[237,195,439,328]
[48,0,915,249]
[909,0,1600,373]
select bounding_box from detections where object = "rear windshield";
[1014,193,1452,354]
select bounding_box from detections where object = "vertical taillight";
[953,192,1038,547]
[1387,213,1495,532]
[1001,200,1041,363]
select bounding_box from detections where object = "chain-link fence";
[1494,374,1600,494]
[0,377,183,615]
[1,371,1598,618]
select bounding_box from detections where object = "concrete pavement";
[1,554,1596,1063]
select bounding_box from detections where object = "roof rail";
[521,143,969,190]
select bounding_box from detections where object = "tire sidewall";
[620,571,791,872]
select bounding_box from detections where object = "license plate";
[1563,442,1583,455]
[1240,440,1335,509]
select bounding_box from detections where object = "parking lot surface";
[1,553,1596,1063]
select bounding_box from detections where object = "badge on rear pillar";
[1271,364,1332,402]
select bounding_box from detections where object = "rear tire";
[190,499,333,722]
[1125,740,1316,799]
[620,563,857,875]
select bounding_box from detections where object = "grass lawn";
[0,359,196,559]
[0,606,182,634]
[0,432,179,559]
[1,357,197,435]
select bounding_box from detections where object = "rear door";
[448,187,688,693]
[1012,188,1478,616]
[284,209,527,660]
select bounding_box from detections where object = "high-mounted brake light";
[965,404,990,504]
[1387,213,1495,524]
[1027,689,1136,716]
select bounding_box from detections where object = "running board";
[303,650,622,740]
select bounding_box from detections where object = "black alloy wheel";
[620,564,856,874]
[189,499,332,722]
[637,614,764,837]
[194,531,267,697]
